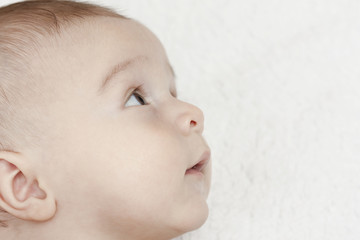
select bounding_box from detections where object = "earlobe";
[0,151,56,222]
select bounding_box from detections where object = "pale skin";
[0,17,211,240]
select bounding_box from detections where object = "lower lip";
[185,169,204,176]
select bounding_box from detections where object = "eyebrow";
[97,55,176,95]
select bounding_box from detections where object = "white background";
[1,0,360,239]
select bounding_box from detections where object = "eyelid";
[125,85,148,105]
[124,87,137,104]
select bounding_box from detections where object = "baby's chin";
[187,203,209,231]
[170,200,209,234]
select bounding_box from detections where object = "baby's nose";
[174,100,204,136]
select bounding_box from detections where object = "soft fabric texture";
[2,0,360,239]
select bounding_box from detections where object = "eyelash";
[132,90,146,105]
[126,86,148,105]
[125,86,176,107]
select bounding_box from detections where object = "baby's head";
[0,1,211,239]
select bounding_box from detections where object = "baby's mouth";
[185,151,210,175]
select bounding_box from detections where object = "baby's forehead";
[44,18,162,63]
[32,18,171,94]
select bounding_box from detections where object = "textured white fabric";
[2,0,360,239]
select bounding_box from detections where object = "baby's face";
[32,18,211,237]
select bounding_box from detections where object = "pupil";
[136,95,145,105]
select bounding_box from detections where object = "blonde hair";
[0,0,127,227]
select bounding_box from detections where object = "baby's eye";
[125,91,147,107]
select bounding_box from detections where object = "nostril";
[190,120,197,127]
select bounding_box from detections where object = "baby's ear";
[0,150,56,222]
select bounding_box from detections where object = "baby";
[0,1,211,239]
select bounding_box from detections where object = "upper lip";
[186,150,211,173]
